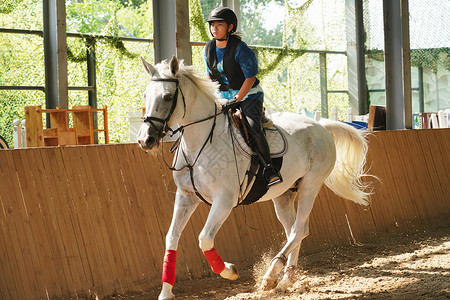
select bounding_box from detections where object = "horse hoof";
[158,286,175,300]
[277,266,297,290]
[221,262,239,280]
[228,263,239,280]
[277,276,294,290]
[261,277,278,291]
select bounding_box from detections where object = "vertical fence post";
[13,119,22,149]
[331,107,338,121]
[22,120,27,148]
[346,107,353,122]
[320,53,328,118]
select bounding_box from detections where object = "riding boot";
[252,130,283,187]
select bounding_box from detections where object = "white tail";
[320,119,373,205]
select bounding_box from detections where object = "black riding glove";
[221,98,241,112]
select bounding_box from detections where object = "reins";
[144,76,265,221]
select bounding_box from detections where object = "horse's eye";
[163,94,172,102]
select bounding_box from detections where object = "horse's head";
[137,56,184,150]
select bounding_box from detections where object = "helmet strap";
[215,36,229,42]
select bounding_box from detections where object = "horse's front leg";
[159,190,199,300]
[199,195,239,280]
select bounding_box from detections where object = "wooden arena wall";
[0,129,449,299]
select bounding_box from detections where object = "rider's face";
[210,21,232,40]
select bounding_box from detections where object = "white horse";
[137,56,372,300]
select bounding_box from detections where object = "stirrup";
[267,175,283,187]
[264,165,283,187]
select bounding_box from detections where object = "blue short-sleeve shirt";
[203,40,263,101]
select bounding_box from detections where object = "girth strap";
[189,166,211,206]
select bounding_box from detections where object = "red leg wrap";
[161,250,177,286]
[203,247,225,274]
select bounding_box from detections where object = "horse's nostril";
[147,136,155,145]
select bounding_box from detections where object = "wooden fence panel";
[0,150,30,300]
[0,129,449,299]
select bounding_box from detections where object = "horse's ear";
[170,56,179,76]
[141,56,157,77]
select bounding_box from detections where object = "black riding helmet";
[207,7,237,40]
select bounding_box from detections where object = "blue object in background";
[344,121,368,130]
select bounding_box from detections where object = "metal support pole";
[86,37,97,109]
[43,0,68,111]
[418,67,424,112]
[86,36,98,142]
[383,0,405,130]
[320,53,328,118]
[346,0,367,115]
[43,0,58,112]
[176,0,192,65]
[153,0,176,63]
[401,0,412,129]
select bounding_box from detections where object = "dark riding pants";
[239,98,263,140]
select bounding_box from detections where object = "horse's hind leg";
[269,189,304,290]
[159,191,199,300]
[261,174,324,291]
[260,189,302,290]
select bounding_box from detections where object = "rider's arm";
[234,76,256,102]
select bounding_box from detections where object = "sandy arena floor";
[107,225,450,299]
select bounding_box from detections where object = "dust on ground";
[107,225,450,299]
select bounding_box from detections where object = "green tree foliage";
[118,0,147,8]
[65,0,154,143]
[0,0,45,146]
[240,0,284,47]
[0,0,24,14]
[66,0,152,38]
[0,0,154,145]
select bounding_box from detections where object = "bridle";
[142,76,224,206]
[143,76,223,140]
[142,75,261,209]
[143,77,186,140]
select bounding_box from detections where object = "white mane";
[155,60,223,105]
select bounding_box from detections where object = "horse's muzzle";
[139,136,157,149]
[137,122,160,150]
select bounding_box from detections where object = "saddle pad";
[238,156,283,206]
[231,124,288,159]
